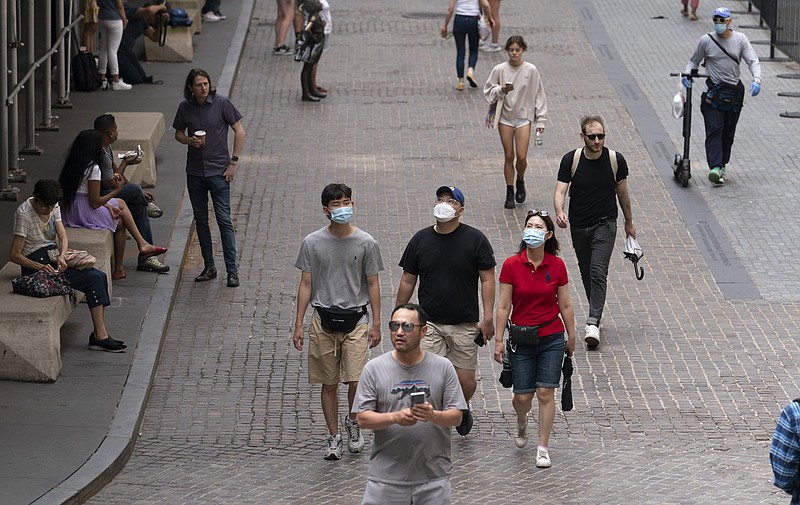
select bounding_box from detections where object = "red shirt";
[498,250,568,337]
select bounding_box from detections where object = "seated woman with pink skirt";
[58,129,166,280]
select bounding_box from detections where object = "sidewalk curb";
[29,1,255,503]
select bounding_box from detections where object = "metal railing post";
[37,0,58,131]
[1,0,21,200]
[20,0,41,155]
[55,0,72,109]
[8,0,24,181]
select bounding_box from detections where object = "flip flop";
[140,246,168,258]
[112,271,127,280]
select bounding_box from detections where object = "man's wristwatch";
[230,156,239,164]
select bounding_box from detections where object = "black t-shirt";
[398,224,496,324]
[557,147,628,228]
[120,8,149,52]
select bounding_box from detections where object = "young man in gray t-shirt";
[354,303,466,505]
[293,183,384,461]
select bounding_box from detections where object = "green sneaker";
[708,167,723,184]
[719,165,727,180]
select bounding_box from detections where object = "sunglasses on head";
[584,133,606,140]
[527,209,549,217]
[388,320,420,332]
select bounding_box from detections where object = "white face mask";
[433,202,457,222]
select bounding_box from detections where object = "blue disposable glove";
[750,81,761,96]
[682,76,690,89]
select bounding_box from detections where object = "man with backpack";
[553,115,635,350]
[683,6,761,185]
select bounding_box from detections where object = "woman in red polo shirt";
[494,209,576,468]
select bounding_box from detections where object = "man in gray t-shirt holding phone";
[354,303,466,505]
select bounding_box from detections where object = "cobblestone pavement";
[88,0,800,503]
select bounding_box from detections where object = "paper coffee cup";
[195,130,206,146]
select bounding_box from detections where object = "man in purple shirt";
[173,68,246,287]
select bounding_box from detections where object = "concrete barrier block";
[66,228,114,297]
[144,25,194,62]
[107,112,165,188]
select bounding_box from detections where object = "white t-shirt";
[455,0,480,17]
[13,197,61,256]
[77,164,102,193]
[320,0,332,35]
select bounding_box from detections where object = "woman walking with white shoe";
[442,0,493,91]
[96,0,131,90]
[494,210,576,468]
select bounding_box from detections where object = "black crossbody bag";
[508,316,560,347]
[317,306,367,333]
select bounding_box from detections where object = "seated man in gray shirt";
[94,114,169,273]
[354,303,466,505]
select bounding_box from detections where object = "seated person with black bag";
[118,1,169,85]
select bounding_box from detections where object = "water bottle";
[535,130,543,147]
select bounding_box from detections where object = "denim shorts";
[509,332,565,393]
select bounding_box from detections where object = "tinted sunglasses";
[527,209,550,217]
[584,133,606,140]
[388,320,421,332]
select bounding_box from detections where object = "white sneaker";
[584,324,600,349]
[535,447,552,468]
[514,421,528,448]
[202,11,223,22]
[481,42,503,53]
[110,79,132,91]
[342,415,365,453]
[323,434,343,460]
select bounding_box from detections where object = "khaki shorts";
[420,321,478,370]
[308,315,368,385]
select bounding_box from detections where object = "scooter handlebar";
[670,72,710,79]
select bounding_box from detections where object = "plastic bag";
[478,17,491,41]
[672,78,686,119]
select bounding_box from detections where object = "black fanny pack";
[317,306,367,333]
[704,79,744,112]
[509,317,559,347]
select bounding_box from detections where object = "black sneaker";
[272,45,293,56]
[88,332,127,352]
[227,272,240,288]
[515,178,526,203]
[194,266,217,282]
[455,408,473,436]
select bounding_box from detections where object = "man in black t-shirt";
[553,115,636,350]
[396,186,496,437]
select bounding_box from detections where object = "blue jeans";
[700,94,742,169]
[570,220,617,326]
[186,174,237,274]
[102,183,152,246]
[453,14,479,78]
[509,333,565,393]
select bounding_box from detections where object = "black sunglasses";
[584,133,606,140]
[527,209,550,217]
[389,321,421,332]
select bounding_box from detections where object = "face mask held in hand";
[433,202,457,223]
[522,228,547,248]
[329,206,353,224]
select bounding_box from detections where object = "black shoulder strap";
[794,398,800,403]
[706,33,740,65]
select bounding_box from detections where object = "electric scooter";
[669,70,709,187]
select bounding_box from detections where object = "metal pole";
[37,0,58,131]
[9,0,23,178]
[20,0,42,155]
[55,0,72,108]
[1,0,21,200]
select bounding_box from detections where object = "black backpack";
[71,51,102,92]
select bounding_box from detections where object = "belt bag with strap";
[317,306,367,333]
[704,79,744,112]
[509,316,559,347]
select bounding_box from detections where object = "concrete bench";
[107,111,165,189]
[0,262,84,382]
[169,0,203,9]
[66,227,114,298]
[144,19,194,63]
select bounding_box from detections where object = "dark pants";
[102,183,152,251]
[202,0,221,14]
[570,220,617,326]
[24,246,110,308]
[186,174,237,274]
[700,94,742,169]
[453,14,479,79]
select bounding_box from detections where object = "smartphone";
[410,392,426,405]
[473,329,484,347]
[505,81,514,90]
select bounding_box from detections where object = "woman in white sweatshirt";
[483,35,548,209]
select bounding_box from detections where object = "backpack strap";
[571,147,619,181]
[570,148,582,178]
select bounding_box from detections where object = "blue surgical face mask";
[714,23,727,35]
[329,206,353,224]
[522,228,547,248]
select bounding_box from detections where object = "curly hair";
[58,129,104,208]
[183,68,216,101]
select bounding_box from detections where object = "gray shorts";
[362,477,451,505]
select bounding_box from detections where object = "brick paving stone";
[87,0,800,503]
